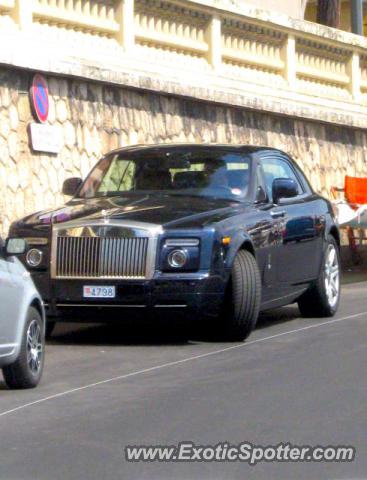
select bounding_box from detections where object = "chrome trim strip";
[53,218,162,232]
[145,235,159,280]
[165,239,200,247]
[25,237,49,246]
[54,275,149,280]
[55,304,147,308]
[45,303,187,308]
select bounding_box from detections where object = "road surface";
[0,282,366,479]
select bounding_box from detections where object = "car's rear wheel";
[221,250,261,341]
[2,307,45,389]
[298,235,341,317]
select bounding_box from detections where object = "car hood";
[15,194,247,231]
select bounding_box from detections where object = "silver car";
[0,238,45,389]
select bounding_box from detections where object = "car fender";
[8,258,45,356]
[3,292,44,367]
[326,221,340,247]
[321,199,340,245]
[223,230,256,271]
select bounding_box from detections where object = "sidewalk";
[342,267,367,285]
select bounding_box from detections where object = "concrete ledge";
[2,30,367,130]
[1,0,367,128]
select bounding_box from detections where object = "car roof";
[107,144,289,157]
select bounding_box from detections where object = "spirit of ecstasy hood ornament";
[101,209,110,224]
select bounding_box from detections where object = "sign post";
[28,73,64,154]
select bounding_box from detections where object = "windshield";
[77,149,252,202]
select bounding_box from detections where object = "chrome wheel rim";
[324,244,340,308]
[26,320,43,374]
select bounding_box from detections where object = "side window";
[261,157,302,201]
[98,157,135,193]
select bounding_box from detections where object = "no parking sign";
[28,73,63,153]
[30,74,49,123]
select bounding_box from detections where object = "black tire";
[2,307,45,389]
[221,250,261,341]
[45,320,56,339]
[298,235,341,318]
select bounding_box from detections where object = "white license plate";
[83,286,116,298]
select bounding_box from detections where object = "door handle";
[270,210,286,218]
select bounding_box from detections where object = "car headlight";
[161,238,200,272]
[167,249,188,269]
[26,248,43,267]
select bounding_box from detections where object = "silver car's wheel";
[27,319,43,375]
[2,307,45,389]
[324,244,340,308]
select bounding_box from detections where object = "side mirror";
[272,178,298,204]
[62,177,82,196]
[5,238,28,255]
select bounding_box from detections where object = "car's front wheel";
[298,235,341,317]
[221,250,261,341]
[2,307,45,389]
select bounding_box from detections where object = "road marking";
[0,310,366,419]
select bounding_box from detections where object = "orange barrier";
[344,176,367,206]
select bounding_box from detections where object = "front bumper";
[38,272,226,321]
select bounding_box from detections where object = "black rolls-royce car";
[8,145,341,340]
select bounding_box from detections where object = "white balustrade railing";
[1,0,367,105]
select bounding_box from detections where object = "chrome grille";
[55,236,149,279]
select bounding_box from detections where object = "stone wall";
[1,66,367,237]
